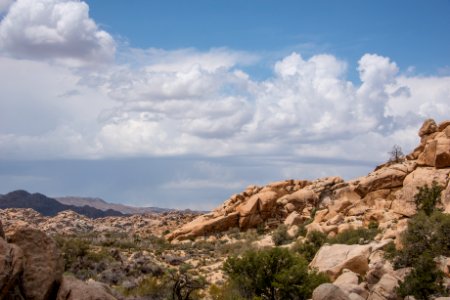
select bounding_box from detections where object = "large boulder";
[391,167,450,217]
[310,244,371,280]
[0,220,4,239]
[167,212,239,240]
[8,228,64,300]
[367,273,399,300]
[419,119,438,138]
[284,211,304,227]
[354,163,411,198]
[333,270,369,299]
[0,238,24,299]
[312,283,350,300]
[418,134,450,168]
[56,276,117,300]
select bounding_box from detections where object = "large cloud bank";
[1,0,449,164]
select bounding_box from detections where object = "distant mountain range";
[0,190,124,218]
[55,196,175,214]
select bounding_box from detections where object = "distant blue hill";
[0,190,124,218]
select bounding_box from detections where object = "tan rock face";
[310,244,371,280]
[312,283,350,300]
[419,118,438,137]
[0,238,24,299]
[8,228,64,300]
[391,167,450,217]
[367,273,399,300]
[410,119,450,168]
[56,276,117,300]
[283,211,304,227]
[0,220,4,239]
[354,163,410,198]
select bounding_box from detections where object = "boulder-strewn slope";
[168,118,450,241]
[0,208,199,237]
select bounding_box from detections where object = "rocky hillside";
[55,196,176,214]
[168,118,450,241]
[0,190,124,218]
[0,208,199,237]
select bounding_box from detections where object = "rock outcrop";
[8,228,64,300]
[0,221,117,300]
[168,119,450,241]
[56,276,116,300]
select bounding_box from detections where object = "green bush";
[327,227,379,245]
[394,211,450,268]
[397,252,446,299]
[223,247,328,300]
[209,282,246,300]
[386,203,450,299]
[414,181,443,216]
[292,231,327,262]
[272,224,292,246]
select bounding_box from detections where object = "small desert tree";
[223,247,328,300]
[388,144,405,163]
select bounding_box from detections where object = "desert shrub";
[368,220,379,230]
[209,282,245,300]
[388,144,405,163]
[192,240,216,252]
[226,227,241,239]
[386,207,450,299]
[393,211,450,268]
[216,239,255,256]
[414,181,443,216]
[117,275,171,299]
[383,241,397,261]
[327,227,379,245]
[397,252,446,299]
[257,223,266,235]
[223,247,328,300]
[292,231,327,262]
[272,224,292,246]
[55,235,90,268]
[168,264,206,300]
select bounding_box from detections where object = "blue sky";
[0,0,449,209]
[87,0,450,77]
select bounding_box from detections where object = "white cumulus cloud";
[0,0,115,65]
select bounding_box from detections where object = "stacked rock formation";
[168,118,450,241]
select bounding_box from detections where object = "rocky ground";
[1,118,450,300]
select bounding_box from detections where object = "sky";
[0,0,449,210]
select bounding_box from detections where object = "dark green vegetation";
[292,231,327,262]
[327,223,379,245]
[290,225,379,262]
[222,247,328,300]
[414,181,443,216]
[271,224,292,246]
[385,182,450,299]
